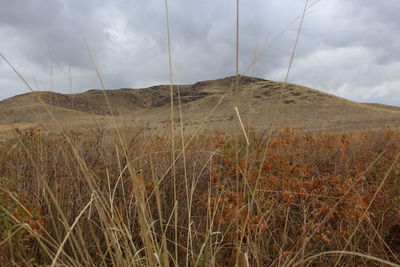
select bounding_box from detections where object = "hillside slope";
[0,75,399,131]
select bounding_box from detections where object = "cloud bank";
[0,0,399,105]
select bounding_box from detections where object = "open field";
[0,124,400,266]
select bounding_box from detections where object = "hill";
[0,75,399,132]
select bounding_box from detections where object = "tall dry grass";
[1,1,400,266]
[0,126,400,266]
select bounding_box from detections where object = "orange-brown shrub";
[0,126,399,266]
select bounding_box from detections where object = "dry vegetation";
[1,1,400,266]
[1,76,400,132]
[0,125,400,266]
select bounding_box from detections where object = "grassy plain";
[0,122,400,266]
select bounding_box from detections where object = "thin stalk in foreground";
[293,250,400,267]
[177,85,192,266]
[164,0,178,264]
[50,198,95,267]
[250,0,310,217]
[85,44,158,266]
[236,0,240,76]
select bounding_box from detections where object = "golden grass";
[1,1,400,266]
[0,126,400,266]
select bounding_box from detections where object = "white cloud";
[268,45,400,104]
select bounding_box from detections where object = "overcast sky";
[0,0,399,105]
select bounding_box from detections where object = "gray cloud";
[0,0,399,106]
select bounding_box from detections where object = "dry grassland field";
[1,1,400,267]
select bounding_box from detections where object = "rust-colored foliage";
[0,127,399,266]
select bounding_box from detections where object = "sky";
[0,0,399,105]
